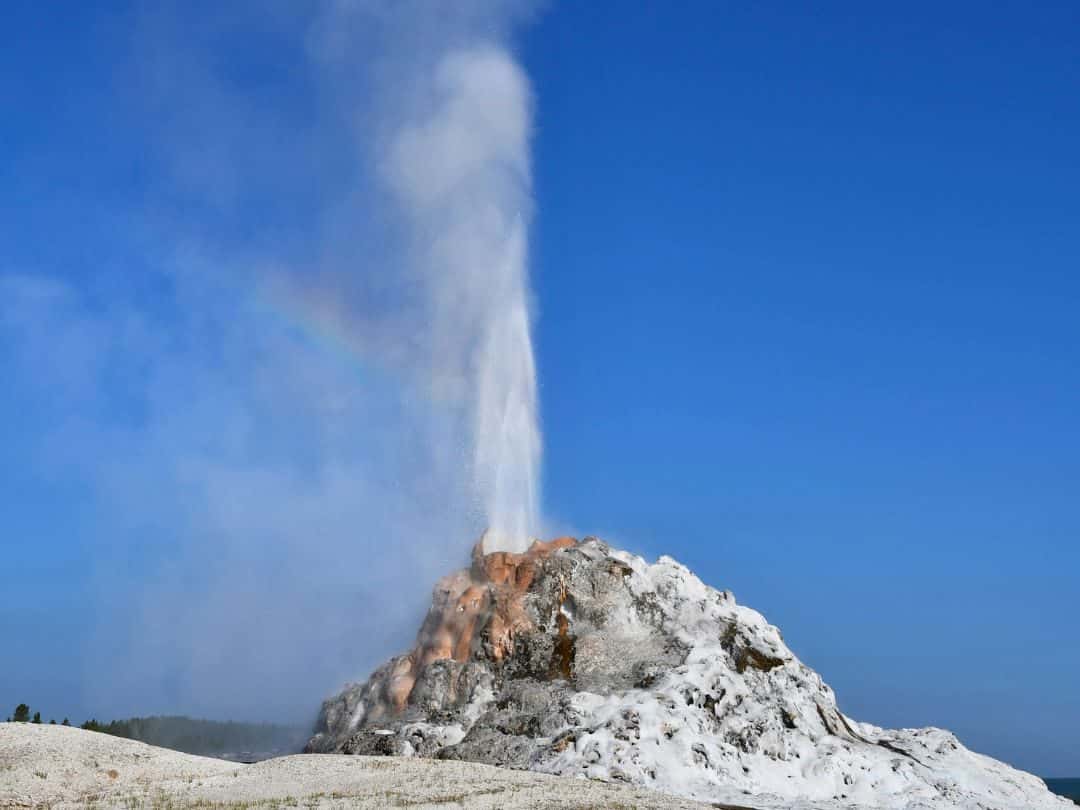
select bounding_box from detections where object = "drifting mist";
[0,0,541,723]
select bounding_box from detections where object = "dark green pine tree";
[13,704,30,723]
[32,711,41,724]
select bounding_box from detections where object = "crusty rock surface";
[309,536,1071,810]
[0,723,719,809]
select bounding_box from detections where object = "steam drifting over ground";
[0,1,542,722]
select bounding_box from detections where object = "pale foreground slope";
[0,723,721,810]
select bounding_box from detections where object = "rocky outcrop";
[307,536,1070,810]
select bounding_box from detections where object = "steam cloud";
[381,46,541,553]
[0,0,541,723]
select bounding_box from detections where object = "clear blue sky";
[2,1,1078,777]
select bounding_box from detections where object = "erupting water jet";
[381,47,542,554]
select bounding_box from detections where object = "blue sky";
[528,2,1079,776]
[2,1,1078,777]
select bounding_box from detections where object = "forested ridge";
[6,704,304,755]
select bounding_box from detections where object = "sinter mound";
[307,536,1070,810]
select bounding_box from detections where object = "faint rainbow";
[247,279,373,377]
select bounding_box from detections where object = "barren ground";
[0,724,728,809]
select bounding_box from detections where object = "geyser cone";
[355,532,575,716]
[308,536,1070,810]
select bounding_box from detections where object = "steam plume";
[381,47,541,552]
[0,0,543,721]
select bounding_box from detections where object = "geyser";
[382,47,541,553]
[308,536,1072,810]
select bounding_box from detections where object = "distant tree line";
[6,706,304,756]
[5,704,68,725]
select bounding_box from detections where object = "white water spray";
[382,47,541,552]
[0,3,548,722]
